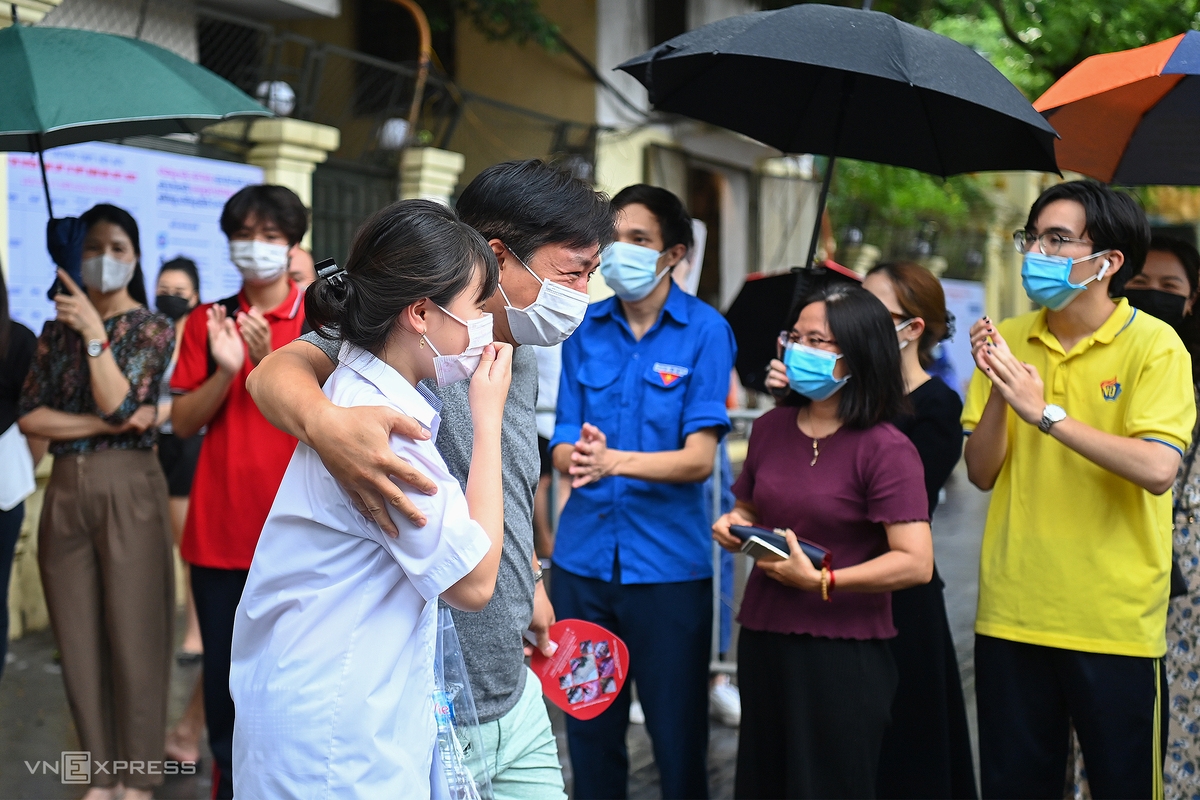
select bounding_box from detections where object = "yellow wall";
[450,0,597,183]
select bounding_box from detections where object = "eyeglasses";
[779,330,839,352]
[1012,229,1093,256]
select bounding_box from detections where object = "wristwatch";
[533,560,544,583]
[86,338,109,358]
[1039,403,1066,433]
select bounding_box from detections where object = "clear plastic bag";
[431,605,494,800]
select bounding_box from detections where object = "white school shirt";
[229,343,491,799]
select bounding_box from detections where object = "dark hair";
[220,184,309,246]
[305,199,498,353]
[866,261,949,369]
[0,262,10,359]
[611,184,694,251]
[157,257,200,296]
[782,285,910,429]
[1147,235,1200,296]
[1025,181,1150,296]
[456,159,615,262]
[80,203,147,306]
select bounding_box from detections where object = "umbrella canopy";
[1034,31,1200,185]
[616,3,1058,177]
[0,23,270,153]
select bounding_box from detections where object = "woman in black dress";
[864,262,976,799]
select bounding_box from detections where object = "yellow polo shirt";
[962,298,1194,657]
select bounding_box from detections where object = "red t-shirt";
[172,283,306,570]
[732,406,929,640]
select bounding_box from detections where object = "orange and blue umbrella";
[1035,32,1200,185]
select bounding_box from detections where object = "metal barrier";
[710,408,766,676]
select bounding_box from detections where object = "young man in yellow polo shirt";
[963,181,1195,799]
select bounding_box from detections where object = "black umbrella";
[617,3,1058,278]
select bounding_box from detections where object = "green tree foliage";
[762,1,1200,232]
[421,0,560,50]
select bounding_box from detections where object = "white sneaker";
[629,699,646,725]
[709,674,741,727]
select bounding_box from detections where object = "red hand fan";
[527,619,630,720]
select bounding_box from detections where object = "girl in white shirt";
[229,199,510,798]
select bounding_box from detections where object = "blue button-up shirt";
[551,283,737,584]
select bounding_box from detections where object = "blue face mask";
[600,241,670,302]
[1021,250,1112,311]
[783,343,850,401]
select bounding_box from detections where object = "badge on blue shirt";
[652,362,690,387]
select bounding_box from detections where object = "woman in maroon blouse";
[713,285,933,799]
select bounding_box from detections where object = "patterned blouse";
[19,308,175,455]
[1166,385,1200,800]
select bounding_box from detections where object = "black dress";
[877,376,978,799]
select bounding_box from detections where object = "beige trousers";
[39,448,175,789]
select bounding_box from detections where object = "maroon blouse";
[732,406,929,640]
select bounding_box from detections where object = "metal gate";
[311,161,398,267]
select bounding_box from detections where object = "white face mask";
[425,305,494,387]
[230,240,289,283]
[497,248,589,347]
[80,254,137,294]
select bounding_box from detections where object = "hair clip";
[316,258,346,287]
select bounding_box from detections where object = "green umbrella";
[0,23,270,215]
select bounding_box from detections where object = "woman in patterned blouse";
[18,204,175,800]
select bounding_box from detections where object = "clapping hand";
[207,304,246,376]
[568,423,614,488]
[237,308,272,367]
[969,317,1046,426]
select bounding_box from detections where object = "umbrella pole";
[803,154,836,270]
[37,147,54,219]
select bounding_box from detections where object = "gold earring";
[419,336,425,349]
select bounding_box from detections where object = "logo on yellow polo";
[1101,377,1121,402]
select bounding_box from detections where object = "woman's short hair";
[783,285,910,428]
[157,257,200,296]
[866,261,949,369]
[219,184,309,246]
[611,184,694,251]
[305,199,498,354]
[80,203,147,306]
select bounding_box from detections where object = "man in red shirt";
[170,184,309,799]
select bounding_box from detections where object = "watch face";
[87,340,102,357]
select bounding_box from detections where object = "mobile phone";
[46,276,68,301]
[728,524,831,569]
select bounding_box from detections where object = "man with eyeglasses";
[962,181,1195,798]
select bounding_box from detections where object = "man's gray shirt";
[301,331,540,723]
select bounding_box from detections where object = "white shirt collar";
[337,342,441,437]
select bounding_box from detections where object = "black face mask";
[156,293,193,321]
[1123,289,1188,331]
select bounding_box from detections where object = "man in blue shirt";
[551,185,737,800]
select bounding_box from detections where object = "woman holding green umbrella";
[19,205,176,800]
